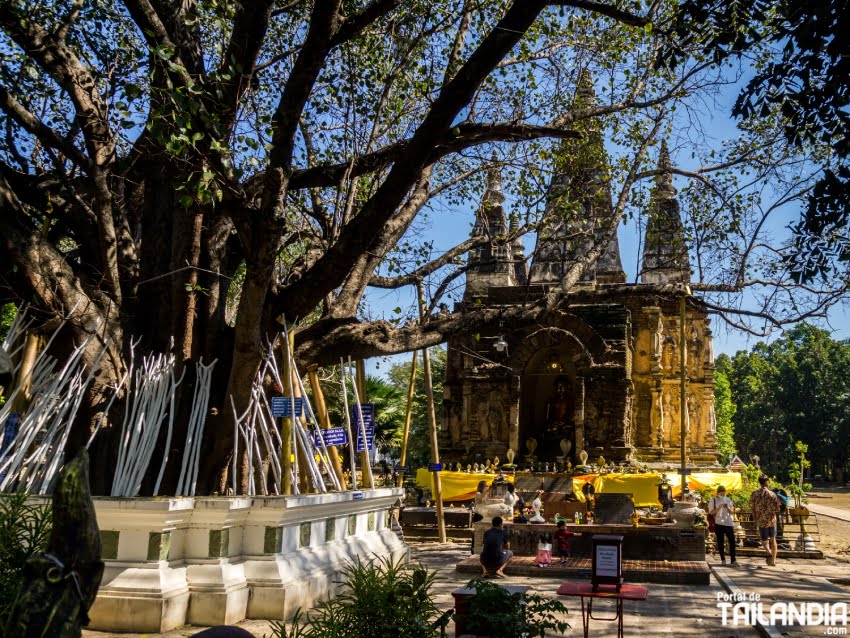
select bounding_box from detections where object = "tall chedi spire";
[640,141,690,284]
[529,71,625,286]
[463,151,517,301]
[509,215,528,286]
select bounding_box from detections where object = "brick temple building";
[441,86,718,467]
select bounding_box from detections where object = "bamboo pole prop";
[339,359,358,490]
[0,326,105,493]
[417,281,446,543]
[153,366,186,496]
[397,350,418,488]
[308,365,347,490]
[229,395,252,495]
[277,326,329,493]
[257,384,285,491]
[255,391,282,494]
[289,368,318,493]
[288,366,310,494]
[291,365,341,491]
[259,356,286,495]
[349,358,374,489]
[10,333,39,414]
[279,324,295,495]
[679,290,689,500]
[265,345,328,494]
[176,358,217,496]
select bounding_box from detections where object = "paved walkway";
[807,502,850,523]
[83,543,850,638]
[712,554,850,637]
[418,542,754,637]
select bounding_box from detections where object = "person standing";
[749,476,781,566]
[773,487,790,540]
[554,520,575,565]
[480,516,512,578]
[709,486,736,565]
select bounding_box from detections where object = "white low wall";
[87,489,407,633]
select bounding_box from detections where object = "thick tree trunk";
[198,253,276,494]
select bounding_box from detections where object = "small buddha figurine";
[466,464,472,473]
[530,491,546,523]
[455,462,462,472]
[545,377,575,438]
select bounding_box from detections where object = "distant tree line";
[718,324,850,482]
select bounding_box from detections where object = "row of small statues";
[449,443,650,475]
[452,459,649,475]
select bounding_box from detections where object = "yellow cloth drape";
[415,468,741,506]
[414,469,513,501]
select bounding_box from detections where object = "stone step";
[456,554,711,585]
[401,525,473,542]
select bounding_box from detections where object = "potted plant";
[787,441,812,522]
[462,578,568,638]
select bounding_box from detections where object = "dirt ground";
[809,484,850,509]
[806,485,850,562]
[810,514,850,560]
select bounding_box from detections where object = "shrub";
[268,555,451,638]
[0,492,52,626]
[463,578,569,638]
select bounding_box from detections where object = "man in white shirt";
[709,486,736,565]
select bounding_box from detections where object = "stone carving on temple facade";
[662,389,676,446]
[687,394,699,442]
[663,333,678,374]
[706,387,717,435]
[688,323,702,378]
[651,387,664,448]
[654,316,664,362]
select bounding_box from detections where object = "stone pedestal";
[88,498,195,633]
[185,497,252,626]
[86,488,407,632]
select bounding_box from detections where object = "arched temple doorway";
[518,333,591,462]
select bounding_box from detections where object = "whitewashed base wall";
[87,489,407,633]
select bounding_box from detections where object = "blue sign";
[351,403,375,428]
[354,424,375,453]
[271,397,303,417]
[313,426,348,447]
[352,491,364,500]
[393,466,410,473]
[427,463,443,472]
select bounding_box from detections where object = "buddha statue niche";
[544,376,575,440]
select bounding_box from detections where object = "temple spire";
[482,149,504,206]
[640,140,690,284]
[529,71,625,286]
[463,152,517,300]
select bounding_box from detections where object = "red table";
[556,582,648,638]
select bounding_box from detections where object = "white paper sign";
[595,545,620,577]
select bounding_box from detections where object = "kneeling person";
[480,516,512,578]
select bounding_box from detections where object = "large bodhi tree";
[0,0,843,493]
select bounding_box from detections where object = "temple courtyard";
[83,487,850,638]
